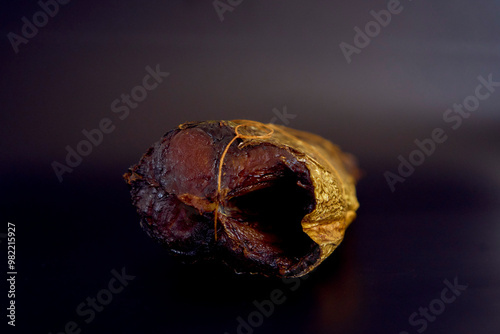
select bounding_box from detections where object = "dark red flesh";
[125,121,319,277]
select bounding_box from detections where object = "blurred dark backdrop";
[1,1,499,333]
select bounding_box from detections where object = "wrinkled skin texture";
[124,120,359,277]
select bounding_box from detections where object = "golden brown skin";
[124,120,359,277]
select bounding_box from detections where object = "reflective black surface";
[1,1,499,333]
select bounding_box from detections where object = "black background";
[1,1,499,333]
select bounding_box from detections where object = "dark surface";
[1,1,499,333]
